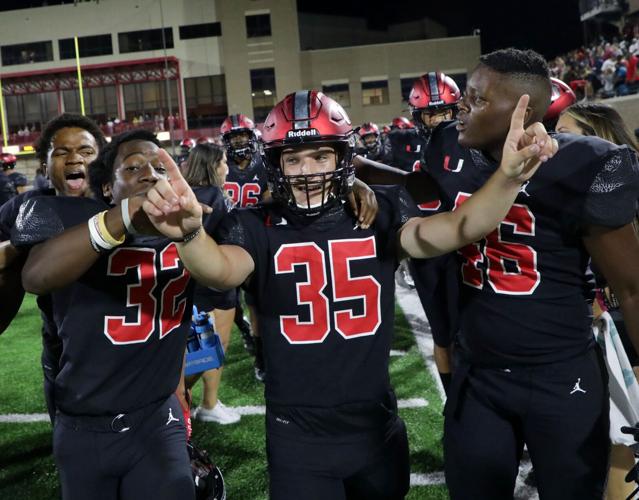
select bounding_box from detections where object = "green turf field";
[0,294,448,499]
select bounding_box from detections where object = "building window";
[5,92,57,132]
[250,68,276,122]
[122,81,178,120]
[184,75,228,128]
[118,28,173,54]
[362,80,388,106]
[179,23,222,40]
[1,41,53,66]
[246,14,271,38]
[322,83,350,108]
[400,77,417,103]
[59,34,113,59]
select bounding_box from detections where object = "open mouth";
[64,171,86,192]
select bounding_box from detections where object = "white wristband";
[88,214,115,252]
[120,198,139,235]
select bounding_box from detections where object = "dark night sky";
[298,0,585,59]
[1,0,587,59]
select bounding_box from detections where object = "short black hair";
[35,113,106,165]
[479,48,550,81]
[480,48,552,122]
[89,129,160,202]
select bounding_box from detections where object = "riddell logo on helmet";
[286,128,319,138]
[429,99,445,106]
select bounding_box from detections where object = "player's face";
[47,127,99,197]
[456,65,521,155]
[281,146,337,207]
[229,131,250,149]
[421,108,453,129]
[555,114,586,135]
[362,134,378,148]
[104,140,168,203]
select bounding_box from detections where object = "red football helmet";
[262,90,355,214]
[391,116,413,130]
[196,136,214,145]
[409,71,461,137]
[0,153,17,170]
[357,122,382,156]
[543,77,576,126]
[220,114,258,160]
[179,138,196,155]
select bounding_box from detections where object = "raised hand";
[142,149,204,240]
[500,94,558,183]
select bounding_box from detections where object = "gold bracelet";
[97,210,126,246]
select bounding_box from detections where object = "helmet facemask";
[361,133,381,156]
[264,138,355,216]
[223,130,258,161]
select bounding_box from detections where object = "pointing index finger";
[157,148,183,183]
[509,94,530,132]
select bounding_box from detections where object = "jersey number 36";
[455,192,540,295]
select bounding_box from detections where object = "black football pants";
[53,395,194,500]
[267,416,410,500]
[408,254,459,348]
[444,347,609,499]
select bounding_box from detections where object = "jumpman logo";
[570,378,587,395]
[166,408,180,425]
[519,181,531,197]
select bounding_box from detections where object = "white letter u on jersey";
[444,155,464,173]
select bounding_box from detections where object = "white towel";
[593,312,639,446]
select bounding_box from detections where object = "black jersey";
[0,170,17,206]
[1,188,59,356]
[0,188,56,240]
[387,129,427,172]
[356,136,393,164]
[218,186,418,435]
[11,194,224,416]
[424,122,639,366]
[223,154,268,207]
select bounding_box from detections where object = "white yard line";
[410,472,446,486]
[0,398,429,423]
[395,284,447,401]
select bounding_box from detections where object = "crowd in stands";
[549,22,639,100]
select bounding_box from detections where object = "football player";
[141,89,554,500]
[542,77,577,131]
[405,71,462,394]
[356,122,392,163]
[176,137,196,168]
[0,113,106,423]
[386,115,423,173]
[220,113,270,378]
[13,129,228,499]
[355,48,639,499]
[0,153,27,194]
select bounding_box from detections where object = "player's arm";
[143,150,255,289]
[399,94,558,259]
[583,223,639,355]
[21,199,144,295]
[353,155,438,205]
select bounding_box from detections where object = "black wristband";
[171,226,202,244]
